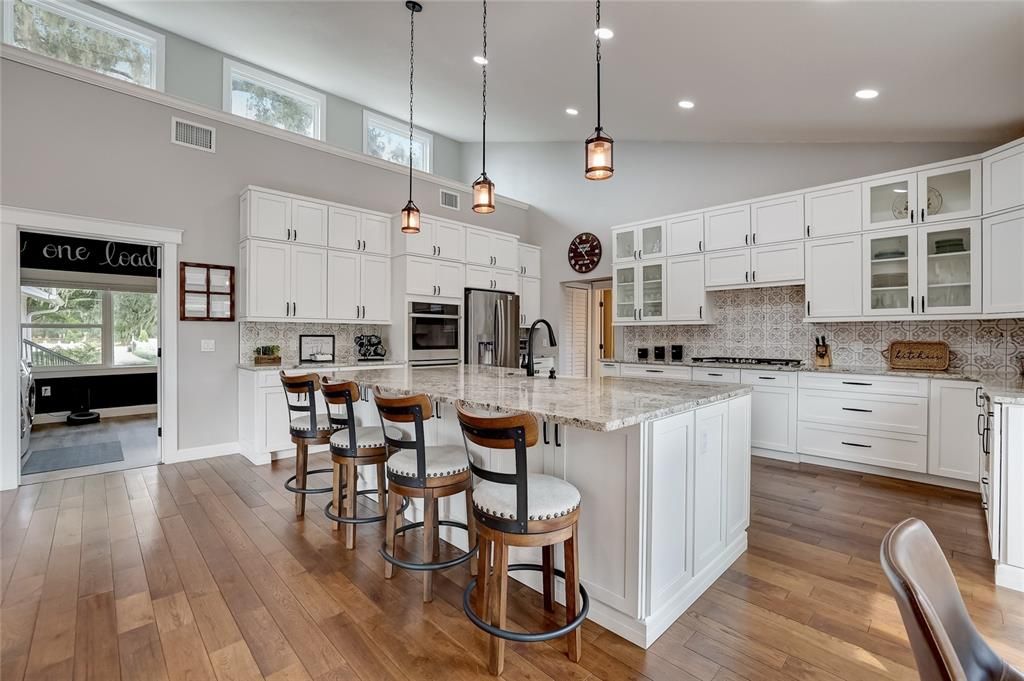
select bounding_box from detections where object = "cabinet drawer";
[692,367,741,383]
[620,365,692,379]
[798,388,927,435]
[797,372,928,397]
[740,370,797,388]
[797,422,927,472]
[597,362,620,377]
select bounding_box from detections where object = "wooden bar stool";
[373,388,477,602]
[320,377,407,549]
[279,372,337,517]
[455,402,588,676]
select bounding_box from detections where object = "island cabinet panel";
[726,396,752,543]
[646,413,694,612]
[693,402,728,574]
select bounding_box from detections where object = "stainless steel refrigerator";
[464,288,520,368]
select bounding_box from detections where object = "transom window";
[363,111,433,173]
[224,59,326,141]
[2,0,165,89]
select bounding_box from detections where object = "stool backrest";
[321,377,359,450]
[372,388,433,486]
[279,371,322,437]
[455,401,538,533]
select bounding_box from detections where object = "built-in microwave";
[408,301,460,366]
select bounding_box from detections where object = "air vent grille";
[171,117,215,152]
[440,189,460,211]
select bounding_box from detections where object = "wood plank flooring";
[3,454,1022,681]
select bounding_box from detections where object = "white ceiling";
[103,1,1024,144]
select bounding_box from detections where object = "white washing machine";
[20,360,35,456]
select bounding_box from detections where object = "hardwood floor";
[3,454,1022,681]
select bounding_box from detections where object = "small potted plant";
[253,344,281,366]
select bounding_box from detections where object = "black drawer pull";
[645,369,664,373]
[554,423,562,448]
[978,413,986,436]
[707,373,724,377]
[841,381,873,386]
[841,407,873,413]
[542,421,549,445]
[757,376,776,380]
[975,386,984,408]
[841,441,872,448]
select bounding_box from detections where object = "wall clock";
[568,232,602,274]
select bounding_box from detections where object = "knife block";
[814,343,832,368]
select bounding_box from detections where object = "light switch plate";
[201,339,216,352]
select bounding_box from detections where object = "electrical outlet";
[41,386,52,397]
[201,339,216,352]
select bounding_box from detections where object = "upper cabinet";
[612,222,665,262]
[327,207,390,255]
[863,173,918,231]
[518,243,542,278]
[666,255,707,322]
[805,236,862,319]
[705,205,751,251]
[918,160,981,223]
[394,216,466,261]
[804,184,861,238]
[241,189,327,246]
[613,261,666,322]
[667,214,704,256]
[982,208,1024,315]
[983,142,1024,214]
[751,195,804,245]
[466,228,518,270]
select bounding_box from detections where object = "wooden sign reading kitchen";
[882,341,950,371]
[20,231,158,277]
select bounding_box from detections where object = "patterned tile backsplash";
[239,322,388,365]
[622,286,1024,379]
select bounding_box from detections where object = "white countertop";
[318,364,750,432]
[238,360,404,372]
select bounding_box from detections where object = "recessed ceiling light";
[594,27,613,40]
[473,55,488,65]
[565,108,579,116]
[855,88,879,99]
[677,100,695,109]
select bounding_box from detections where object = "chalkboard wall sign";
[20,231,158,277]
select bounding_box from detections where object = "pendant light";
[471,0,495,213]
[400,0,423,234]
[585,0,613,180]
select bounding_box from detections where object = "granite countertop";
[238,360,404,372]
[319,364,751,432]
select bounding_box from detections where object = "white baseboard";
[33,404,157,425]
[165,441,240,464]
[996,563,1024,593]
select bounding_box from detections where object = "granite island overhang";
[319,364,753,648]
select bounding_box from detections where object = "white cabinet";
[666,255,707,322]
[360,255,391,321]
[328,207,390,255]
[751,243,803,285]
[395,216,466,261]
[620,365,692,379]
[241,189,328,246]
[613,262,665,322]
[804,184,861,238]
[290,246,328,319]
[983,142,1024,214]
[466,229,491,266]
[667,214,704,255]
[862,228,917,316]
[740,370,796,455]
[241,239,290,319]
[862,173,918,231]
[928,381,981,482]
[597,362,620,377]
[692,367,741,383]
[983,208,1024,315]
[399,256,465,298]
[805,235,862,318]
[291,199,328,246]
[693,402,728,573]
[520,276,541,327]
[704,205,750,251]
[612,223,666,263]
[918,160,981,223]
[328,252,391,322]
[518,243,542,278]
[435,260,466,298]
[466,265,517,292]
[751,194,804,245]
[705,249,750,288]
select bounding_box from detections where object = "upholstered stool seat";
[474,474,581,521]
[290,413,334,433]
[279,372,337,517]
[386,444,470,479]
[330,425,403,452]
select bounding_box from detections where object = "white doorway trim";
[1,206,182,490]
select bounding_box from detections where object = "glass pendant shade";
[400,200,421,234]
[472,174,495,213]
[585,129,614,180]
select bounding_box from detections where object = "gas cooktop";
[691,357,804,368]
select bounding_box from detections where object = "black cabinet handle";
[435,400,441,417]
[758,376,776,380]
[745,233,749,246]
[910,208,915,224]
[753,233,757,245]
[806,225,811,237]
[807,301,811,315]
[745,271,749,283]
[639,309,643,320]
[982,427,991,454]
[752,270,757,282]
[708,373,724,377]
[645,369,664,373]
[921,295,925,313]
[294,229,298,241]
[920,208,925,223]
[975,386,984,408]
[911,296,915,313]
[361,305,365,318]
[554,423,561,447]
[286,228,292,240]
[699,305,703,319]
[542,421,549,445]
[841,441,872,448]
[698,240,703,252]
[978,412,986,436]
[841,381,873,386]
[842,407,873,413]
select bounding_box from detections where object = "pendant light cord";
[595,0,601,131]
[481,0,487,174]
[408,4,415,199]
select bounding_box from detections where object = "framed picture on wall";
[179,262,235,321]
[299,335,335,363]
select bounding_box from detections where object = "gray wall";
[461,140,995,324]
[0,60,529,449]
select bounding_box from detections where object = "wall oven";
[408,301,460,366]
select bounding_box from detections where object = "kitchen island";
[321,364,752,648]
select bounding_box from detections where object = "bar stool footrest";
[463,563,590,642]
[379,520,478,571]
[284,468,333,495]
[324,492,410,525]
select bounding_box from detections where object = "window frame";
[223,58,327,141]
[363,110,433,174]
[2,0,165,90]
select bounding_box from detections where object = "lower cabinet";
[928,380,982,482]
[741,370,796,455]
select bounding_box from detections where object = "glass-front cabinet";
[612,223,665,263]
[918,160,981,223]
[863,228,916,316]
[917,222,981,315]
[613,262,665,322]
[863,173,918,231]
